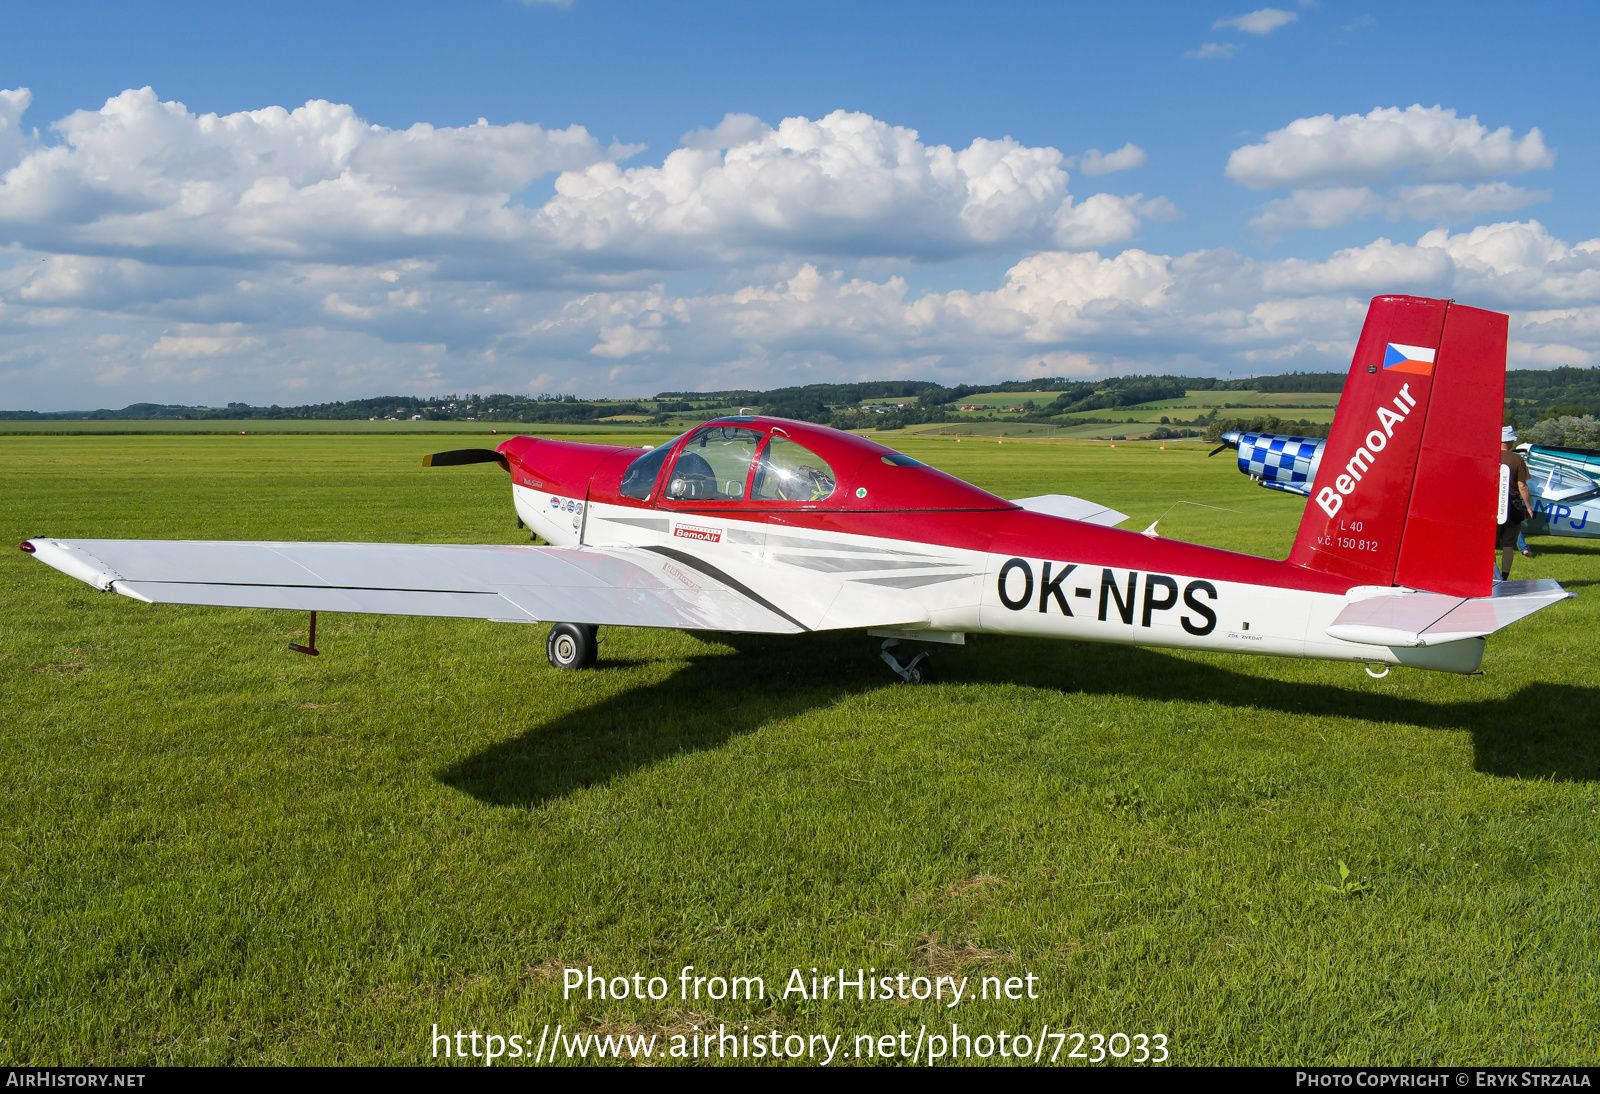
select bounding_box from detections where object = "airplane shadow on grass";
[441,631,893,808]
[440,632,1600,808]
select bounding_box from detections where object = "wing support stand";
[288,612,320,656]
[879,639,933,685]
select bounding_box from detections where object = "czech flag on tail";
[1383,342,1436,376]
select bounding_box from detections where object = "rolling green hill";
[6,366,1596,437]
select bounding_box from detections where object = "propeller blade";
[423,449,509,469]
[1207,443,1232,458]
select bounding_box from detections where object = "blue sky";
[2,0,1596,408]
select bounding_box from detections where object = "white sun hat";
[1501,425,1518,443]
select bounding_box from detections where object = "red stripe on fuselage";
[664,506,1354,595]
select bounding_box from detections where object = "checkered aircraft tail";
[1287,295,1508,599]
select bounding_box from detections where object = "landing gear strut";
[880,639,933,684]
[547,623,599,670]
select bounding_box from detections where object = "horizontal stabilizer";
[1326,579,1569,648]
[1011,494,1128,527]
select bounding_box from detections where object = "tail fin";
[1288,295,1507,598]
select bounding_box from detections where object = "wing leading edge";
[23,538,806,634]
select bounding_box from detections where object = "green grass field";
[913,421,1161,440]
[1144,391,1344,410]
[3,432,1597,1066]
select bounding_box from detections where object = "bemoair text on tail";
[1289,295,1505,599]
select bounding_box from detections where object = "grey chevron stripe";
[851,572,981,589]
[600,516,672,532]
[774,554,962,573]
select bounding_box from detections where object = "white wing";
[1011,494,1128,527]
[24,538,806,633]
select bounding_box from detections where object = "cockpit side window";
[618,430,693,501]
[665,426,764,502]
[751,435,836,502]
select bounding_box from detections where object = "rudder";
[1391,304,1506,597]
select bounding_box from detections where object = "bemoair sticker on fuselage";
[996,559,1218,636]
[673,523,722,544]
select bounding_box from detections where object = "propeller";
[1208,430,1243,458]
[423,449,509,470]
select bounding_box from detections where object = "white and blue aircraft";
[1211,431,1600,541]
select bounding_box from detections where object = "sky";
[1,0,1597,409]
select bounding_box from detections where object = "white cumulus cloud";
[1078,143,1148,176]
[537,110,1163,265]
[1227,104,1555,190]
[1214,8,1298,34]
[144,326,265,360]
[7,219,1598,407]
[0,87,638,274]
[1248,181,1548,233]
[1186,42,1239,59]
[679,113,771,150]
[521,221,1600,391]
[0,91,1168,282]
[0,87,35,172]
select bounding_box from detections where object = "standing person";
[1497,425,1533,579]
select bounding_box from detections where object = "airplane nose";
[1209,431,1243,457]
[496,435,635,496]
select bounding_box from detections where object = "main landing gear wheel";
[547,623,599,670]
[880,639,934,685]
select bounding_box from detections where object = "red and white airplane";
[22,295,1570,682]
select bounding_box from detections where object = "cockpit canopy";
[608,416,1009,513]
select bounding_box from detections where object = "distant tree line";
[0,392,651,424]
[7,366,1598,426]
[1203,416,1334,443]
[1523,414,1600,448]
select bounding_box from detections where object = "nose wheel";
[880,639,934,684]
[547,623,599,670]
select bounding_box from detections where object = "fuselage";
[499,417,1486,673]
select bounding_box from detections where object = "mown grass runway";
[3,432,1598,1065]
